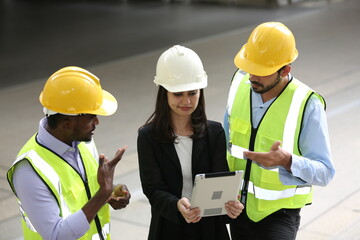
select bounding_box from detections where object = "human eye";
[87,114,97,121]
[189,90,198,96]
[173,92,183,97]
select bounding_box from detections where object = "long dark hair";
[140,86,207,143]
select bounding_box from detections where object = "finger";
[187,212,201,223]
[226,202,241,217]
[108,146,128,168]
[185,218,192,223]
[226,207,236,219]
[122,185,131,199]
[271,141,281,151]
[121,184,128,191]
[99,154,105,166]
[244,151,265,162]
[118,198,130,205]
[192,216,202,223]
[230,200,243,209]
[182,199,191,209]
[228,206,239,218]
[179,197,191,209]
[237,201,244,211]
[178,202,188,214]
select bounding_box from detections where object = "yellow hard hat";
[234,22,298,76]
[39,66,117,116]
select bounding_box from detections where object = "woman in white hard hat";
[137,45,243,240]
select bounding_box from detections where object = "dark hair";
[46,114,66,129]
[140,86,207,143]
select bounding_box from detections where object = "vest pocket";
[230,118,250,145]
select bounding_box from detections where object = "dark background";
[0,0,314,88]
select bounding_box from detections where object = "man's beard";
[251,74,281,94]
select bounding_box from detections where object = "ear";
[280,65,291,77]
[60,118,72,131]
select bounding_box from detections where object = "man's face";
[70,114,99,142]
[249,71,282,94]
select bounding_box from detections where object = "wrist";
[285,153,292,172]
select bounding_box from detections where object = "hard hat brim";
[88,90,118,116]
[156,80,208,93]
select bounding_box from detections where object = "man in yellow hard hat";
[224,22,335,239]
[7,66,131,240]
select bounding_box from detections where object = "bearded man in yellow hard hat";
[224,22,335,239]
[7,66,131,240]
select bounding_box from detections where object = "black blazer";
[137,120,231,240]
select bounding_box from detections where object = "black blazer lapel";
[191,136,207,176]
[161,141,182,173]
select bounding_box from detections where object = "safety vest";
[7,134,111,240]
[227,70,325,222]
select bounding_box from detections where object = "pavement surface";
[1,0,360,239]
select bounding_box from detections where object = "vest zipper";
[84,180,105,240]
[240,127,257,206]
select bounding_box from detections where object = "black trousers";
[230,208,301,240]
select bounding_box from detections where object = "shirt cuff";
[279,154,307,185]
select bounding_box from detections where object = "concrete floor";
[1,0,360,239]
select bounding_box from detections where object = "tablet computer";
[190,170,243,217]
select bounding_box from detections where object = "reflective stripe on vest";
[247,181,312,200]
[227,70,247,116]
[282,83,310,152]
[15,150,71,219]
[92,223,110,240]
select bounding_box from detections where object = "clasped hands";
[177,197,244,223]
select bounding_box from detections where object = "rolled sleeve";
[280,96,335,186]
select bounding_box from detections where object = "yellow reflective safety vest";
[7,134,110,240]
[227,70,325,222]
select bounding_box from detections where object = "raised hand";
[97,146,128,196]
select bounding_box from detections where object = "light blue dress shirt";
[12,117,90,240]
[224,77,335,186]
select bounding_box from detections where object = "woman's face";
[167,90,200,119]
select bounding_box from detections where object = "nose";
[94,116,99,125]
[183,96,191,104]
[180,94,191,104]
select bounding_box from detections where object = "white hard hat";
[154,45,208,92]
